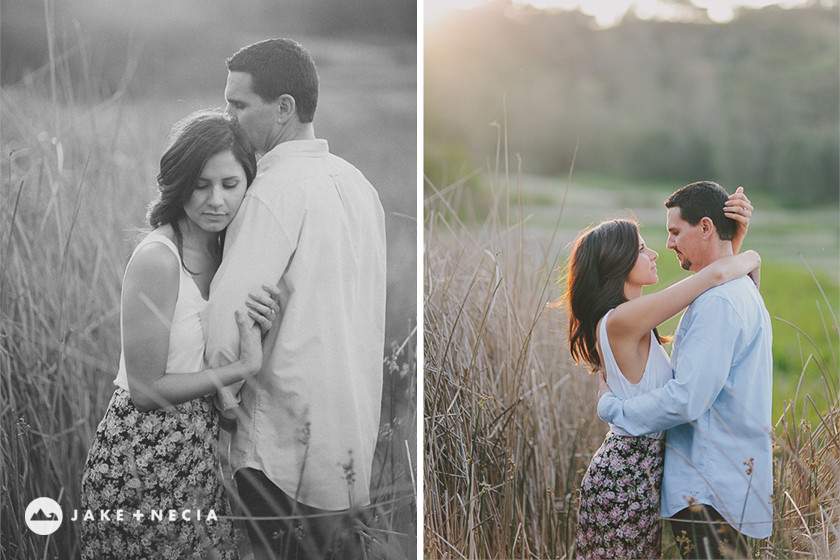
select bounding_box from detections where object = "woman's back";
[598,309,672,439]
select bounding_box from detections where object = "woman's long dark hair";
[561,219,668,373]
[147,109,257,265]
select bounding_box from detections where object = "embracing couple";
[564,182,773,559]
[80,39,386,559]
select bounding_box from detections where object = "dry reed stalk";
[424,151,606,558]
[771,302,839,559]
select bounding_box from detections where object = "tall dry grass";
[1,40,145,559]
[423,126,839,558]
[1,26,416,560]
[423,130,606,559]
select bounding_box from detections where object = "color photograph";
[423,0,838,558]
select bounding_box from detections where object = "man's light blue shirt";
[598,275,773,538]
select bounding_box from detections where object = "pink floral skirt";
[575,432,665,559]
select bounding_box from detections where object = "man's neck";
[286,121,316,142]
[695,241,734,271]
[263,122,316,155]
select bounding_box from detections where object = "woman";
[80,110,276,559]
[564,191,758,559]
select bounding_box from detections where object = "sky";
[424,0,826,27]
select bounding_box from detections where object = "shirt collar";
[258,139,329,168]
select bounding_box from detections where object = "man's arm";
[204,194,294,371]
[598,293,743,436]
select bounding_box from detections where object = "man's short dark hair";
[226,38,319,123]
[665,181,736,241]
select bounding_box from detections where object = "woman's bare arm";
[122,244,263,411]
[608,250,761,344]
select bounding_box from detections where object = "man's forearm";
[598,387,693,435]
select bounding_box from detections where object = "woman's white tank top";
[599,308,673,439]
[114,231,208,392]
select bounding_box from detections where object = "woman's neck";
[176,218,222,268]
[622,282,643,300]
[178,218,216,250]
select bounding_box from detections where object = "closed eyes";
[195,179,240,190]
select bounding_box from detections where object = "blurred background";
[1,1,416,558]
[425,0,838,206]
[3,0,417,337]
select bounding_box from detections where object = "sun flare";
[424,0,820,27]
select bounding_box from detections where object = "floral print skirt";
[80,389,238,559]
[575,432,665,560]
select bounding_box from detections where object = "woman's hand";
[235,310,263,377]
[724,186,753,253]
[245,284,281,336]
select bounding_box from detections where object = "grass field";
[424,151,839,557]
[0,36,417,559]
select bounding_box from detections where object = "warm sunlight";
[424,0,497,23]
[424,0,822,27]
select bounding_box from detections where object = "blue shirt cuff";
[597,391,617,423]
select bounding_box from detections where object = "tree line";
[425,3,839,205]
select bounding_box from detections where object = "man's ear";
[276,94,296,123]
[699,216,716,240]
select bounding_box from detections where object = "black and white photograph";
[1,1,416,558]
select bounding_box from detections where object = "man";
[203,38,387,560]
[598,181,773,559]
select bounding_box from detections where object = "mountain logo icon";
[30,509,59,521]
[24,498,63,535]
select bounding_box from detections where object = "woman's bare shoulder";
[124,238,180,293]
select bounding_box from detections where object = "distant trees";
[425,3,839,205]
[1,0,415,96]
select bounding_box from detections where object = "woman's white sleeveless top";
[599,308,673,439]
[114,231,208,392]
